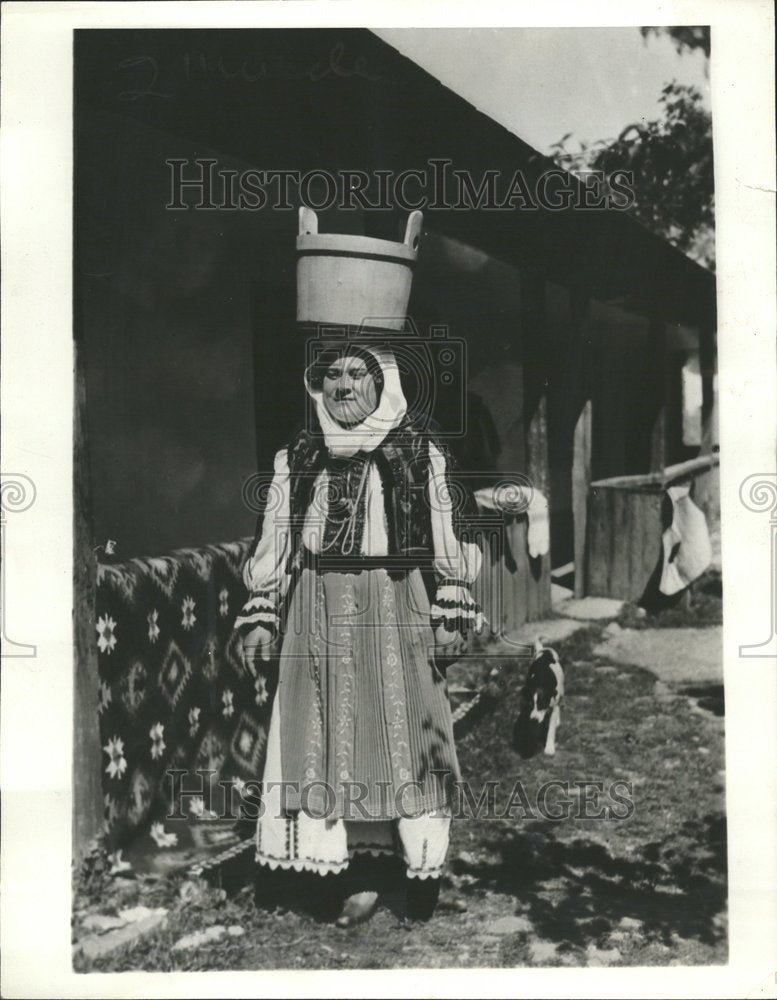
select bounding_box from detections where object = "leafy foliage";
[550,30,714,270]
[640,26,711,60]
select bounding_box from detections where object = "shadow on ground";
[451,812,727,952]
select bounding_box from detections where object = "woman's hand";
[241,625,279,677]
[434,623,467,671]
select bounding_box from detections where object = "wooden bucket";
[296,207,423,330]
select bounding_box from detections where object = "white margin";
[1,2,775,998]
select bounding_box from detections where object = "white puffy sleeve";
[427,440,485,633]
[233,448,292,636]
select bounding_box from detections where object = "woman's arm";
[427,439,485,635]
[233,447,291,642]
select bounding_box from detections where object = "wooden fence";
[470,510,552,637]
[584,453,720,603]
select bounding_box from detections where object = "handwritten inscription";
[117,42,382,101]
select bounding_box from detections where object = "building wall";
[77,106,690,579]
[77,126,536,561]
[76,110,266,558]
[544,281,663,567]
[412,232,525,480]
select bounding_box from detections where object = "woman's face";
[321,354,379,425]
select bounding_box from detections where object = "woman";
[234,341,483,925]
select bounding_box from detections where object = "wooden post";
[568,285,592,598]
[521,264,552,620]
[649,321,668,472]
[700,326,716,455]
[662,327,687,468]
[525,395,552,618]
[573,399,592,597]
[73,337,104,858]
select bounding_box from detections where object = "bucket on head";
[296,207,423,332]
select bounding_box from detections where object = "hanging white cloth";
[659,482,712,595]
[474,484,550,559]
[526,489,550,559]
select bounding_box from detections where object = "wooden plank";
[649,322,668,472]
[485,524,501,636]
[604,486,616,597]
[609,488,629,600]
[573,400,592,597]
[520,517,537,623]
[631,493,661,601]
[503,520,514,632]
[628,491,647,602]
[503,520,518,632]
[665,347,686,467]
[602,476,615,598]
[598,499,611,598]
[498,529,509,635]
[621,491,634,600]
[474,523,498,639]
[525,394,551,621]
[642,492,664,595]
[73,336,105,859]
[487,524,507,638]
[597,488,613,598]
[537,555,552,617]
[586,486,608,596]
[513,518,528,630]
[591,452,719,491]
[584,488,598,595]
[521,266,552,622]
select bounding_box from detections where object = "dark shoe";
[335,890,378,928]
[405,876,441,921]
[305,872,345,923]
[253,865,287,911]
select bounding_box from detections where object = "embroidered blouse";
[234,440,483,638]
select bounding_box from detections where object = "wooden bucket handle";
[300,205,422,250]
[404,210,423,251]
[299,206,318,236]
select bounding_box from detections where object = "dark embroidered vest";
[281,412,479,575]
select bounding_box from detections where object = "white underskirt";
[255,686,451,880]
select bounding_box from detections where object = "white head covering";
[304,345,407,458]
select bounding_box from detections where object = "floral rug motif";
[96,539,275,847]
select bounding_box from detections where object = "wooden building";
[74,28,718,849]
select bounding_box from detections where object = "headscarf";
[304,345,408,458]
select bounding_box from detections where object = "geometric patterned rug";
[95,538,276,848]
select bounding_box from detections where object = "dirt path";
[74,599,727,971]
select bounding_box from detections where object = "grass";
[73,594,726,972]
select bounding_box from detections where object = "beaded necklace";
[319,456,371,557]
